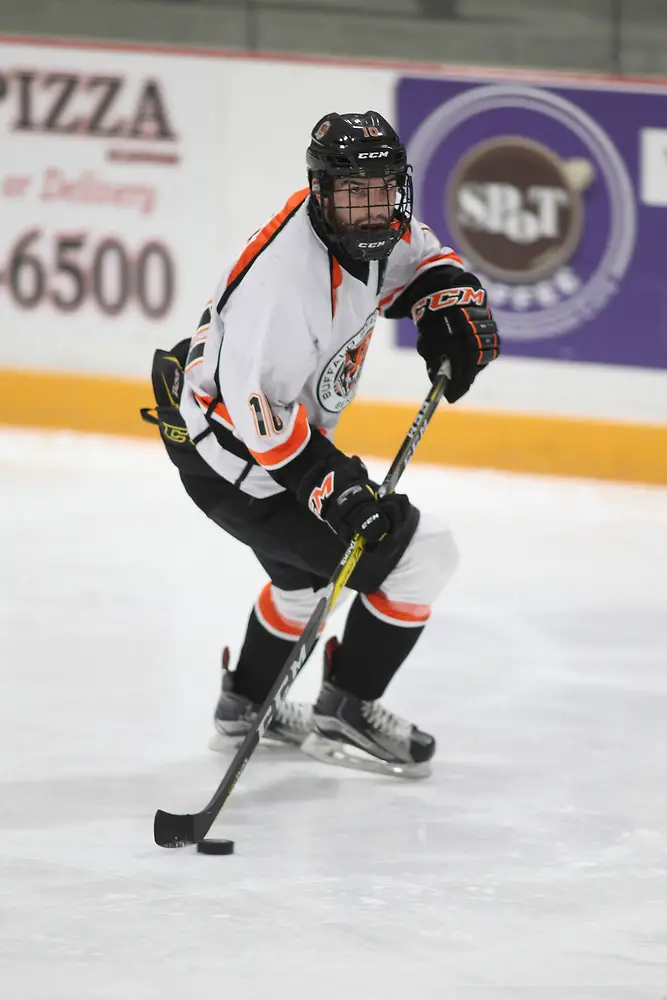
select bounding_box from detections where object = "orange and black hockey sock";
[330,594,426,701]
[232,608,296,705]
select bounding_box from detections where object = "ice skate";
[209,647,312,752]
[301,637,435,779]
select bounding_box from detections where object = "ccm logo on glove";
[299,453,414,549]
[411,286,486,324]
[414,281,500,404]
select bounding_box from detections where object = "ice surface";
[1,428,667,1000]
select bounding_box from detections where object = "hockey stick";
[154,364,450,848]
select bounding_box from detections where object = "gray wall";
[1,0,666,75]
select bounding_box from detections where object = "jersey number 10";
[249,393,283,437]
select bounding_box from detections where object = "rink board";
[1,366,666,485]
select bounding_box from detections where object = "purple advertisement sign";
[396,75,667,368]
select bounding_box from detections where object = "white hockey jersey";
[180,189,463,498]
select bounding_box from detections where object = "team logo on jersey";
[408,84,636,340]
[317,312,376,413]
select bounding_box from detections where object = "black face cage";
[310,166,413,262]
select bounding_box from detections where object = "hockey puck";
[196,838,235,855]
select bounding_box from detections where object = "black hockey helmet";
[306,111,413,262]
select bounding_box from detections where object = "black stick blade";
[154,809,197,848]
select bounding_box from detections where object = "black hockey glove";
[413,284,500,403]
[297,453,411,547]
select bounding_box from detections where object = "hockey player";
[168,111,499,777]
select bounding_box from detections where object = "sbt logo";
[448,136,593,284]
[458,182,570,244]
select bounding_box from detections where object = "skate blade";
[208,730,303,754]
[301,732,432,780]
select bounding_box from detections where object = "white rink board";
[0,38,666,425]
[0,40,392,379]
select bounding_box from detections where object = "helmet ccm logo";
[357,151,390,159]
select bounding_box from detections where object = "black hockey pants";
[179,470,419,598]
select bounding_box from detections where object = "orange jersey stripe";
[417,251,464,271]
[379,283,406,311]
[249,404,310,470]
[331,256,343,317]
[379,252,464,313]
[226,188,310,289]
[194,391,235,429]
